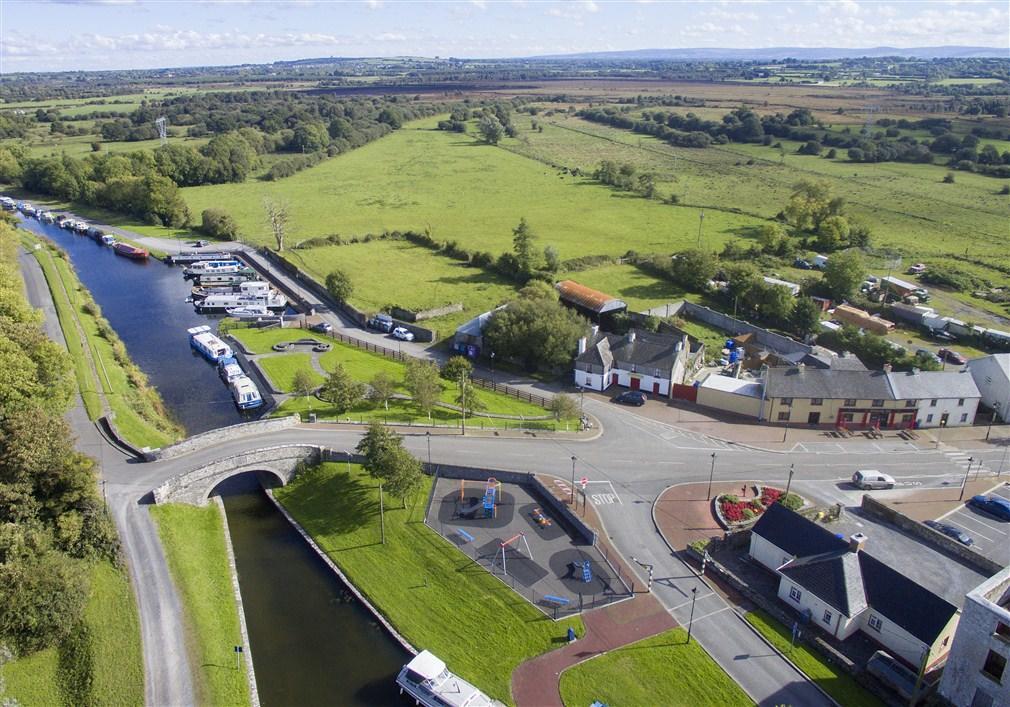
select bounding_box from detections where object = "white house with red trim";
[573,328,704,396]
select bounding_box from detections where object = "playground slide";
[458,500,483,517]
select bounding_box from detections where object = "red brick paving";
[511,593,677,707]
[653,481,760,551]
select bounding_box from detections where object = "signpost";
[234,645,244,670]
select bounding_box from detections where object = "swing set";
[494,533,533,577]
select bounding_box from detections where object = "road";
[25,230,1010,706]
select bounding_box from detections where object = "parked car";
[851,470,896,490]
[930,329,957,342]
[908,263,927,275]
[968,495,1010,521]
[924,520,973,546]
[392,327,415,342]
[613,390,647,406]
[192,239,210,248]
[938,348,966,365]
[867,651,918,702]
[309,322,333,334]
[793,258,812,270]
[367,313,395,333]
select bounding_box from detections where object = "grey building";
[939,566,1010,707]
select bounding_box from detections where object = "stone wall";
[145,415,301,461]
[153,444,322,505]
[648,301,812,356]
[860,495,1003,576]
[390,303,463,323]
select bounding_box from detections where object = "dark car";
[968,495,1010,521]
[793,258,812,270]
[924,520,973,546]
[614,390,647,406]
[367,313,395,333]
[938,348,967,365]
[309,322,333,334]
[915,348,942,365]
[930,329,957,343]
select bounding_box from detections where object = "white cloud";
[581,0,599,12]
[469,0,487,8]
[374,32,406,41]
[365,0,383,8]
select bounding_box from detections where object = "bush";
[324,269,353,302]
[199,208,239,241]
[781,493,803,510]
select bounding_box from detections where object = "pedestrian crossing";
[944,450,993,477]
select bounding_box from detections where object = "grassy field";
[558,628,753,707]
[150,503,251,707]
[257,352,323,392]
[566,262,692,312]
[3,561,143,707]
[283,239,521,336]
[180,116,769,259]
[275,463,584,704]
[744,610,884,707]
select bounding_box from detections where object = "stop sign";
[580,476,588,488]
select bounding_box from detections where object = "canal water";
[15,213,250,434]
[217,474,409,706]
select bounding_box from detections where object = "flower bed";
[714,486,804,529]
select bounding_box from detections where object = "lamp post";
[343,450,351,475]
[490,351,496,387]
[570,456,577,505]
[426,431,432,472]
[706,452,717,500]
[686,587,699,644]
[785,463,795,500]
[696,211,705,248]
[960,457,973,500]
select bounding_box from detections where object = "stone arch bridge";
[152,444,327,506]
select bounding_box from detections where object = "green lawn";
[275,463,583,704]
[180,117,769,259]
[558,628,753,707]
[2,561,143,707]
[566,262,693,312]
[744,610,884,707]
[256,353,323,392]
[150,504,251,707]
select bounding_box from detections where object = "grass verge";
[744,609,884,707]
[275,463,584,704]
[150,504,250,707]
[558,628,753,707]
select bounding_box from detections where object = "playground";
[426,476,629,618]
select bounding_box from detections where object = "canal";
[217,474,408,707]
[15,213,250,434]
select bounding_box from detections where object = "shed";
[555,281,627,319]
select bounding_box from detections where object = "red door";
[610,372,619,386]
[653,381,661,395]
[630,377,641,390]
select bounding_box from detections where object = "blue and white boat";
[229,375,263,409]
[183,260,244,277]
[217,356,245,383]
[187,325,232,362]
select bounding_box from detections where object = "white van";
[852,470,895,490]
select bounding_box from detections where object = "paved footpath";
[512,594,676,707]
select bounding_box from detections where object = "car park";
[968,495,1010,521]
[309,322,333,334]
[613,390,647,406]
[851,470,895,490]
[392,327,414,342]
[937,348,966,365]
[924,520,973,546]
[367,313,395,333]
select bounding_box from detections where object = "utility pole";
[696,211,705,248]
[910,647,929,707]
[379,482,385,545]
[785,463,795,500]
[960,457,973,501]
[686,587,698,643]
[706,452,717,500]
[343,450,351,475]
[988,402,1001,440]
[570,456,577,505]
[459,373,466,436]
[426,431,432,472]
[490,351,495,386]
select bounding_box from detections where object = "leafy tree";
[784,180,845,233]
[756,224,788,254]
[199,208,239,241]
[441,355,473,383]
[550,393,580,421]
[512,218,541,275]
[791,297,823,338]
[0,550,89,654]
[815,215,850,251]
[320,362,364,413]
[755,283,795,327]
[483,296,586,372]
[822,250,865,301]
[377,107,403,129]
[669,249,718,292]
[380,445,424,508]
[455,378,485,419]
[518,280,557,302]
[264,197,290,252]
[356,421,397,468]
[291,369,317,400]
[543,245,561,272]
[369,371,396,411]
[324,269,353,302]
[403,359,440,418]
[478,114,505,145]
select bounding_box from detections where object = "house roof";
[555,280,627,314]
[859,553,959,645]
[752,503,849,558]
[883,276,918,291]
[766,367,894,401]
[780,550,868,617]
[698,374,763,398]
[784,347,868,371]
[968,354,1010,387]
[886,370,980,401]
[576,329,683,372]
[455,305,507,337]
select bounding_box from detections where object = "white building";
[939,566,1010,707]
[968,354,1010,423]
[750,504,960,671]
[886,369,981,429]
[574,328,704,396]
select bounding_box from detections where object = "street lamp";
[696,211,705,247]
[490,351,496,387]
[706,452,717,500]
[785,463,795,500]
[343,450,351,475]
[988,402,1001,441]
[686,587,699,644]
[426,431,432,472]
[570,456,577,505]
[960,457,973,500]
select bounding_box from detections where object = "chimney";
[577,337,587,355]
[627,330,637,343]
[849,532,868,553]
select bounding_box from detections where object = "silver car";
[852,470,895,490]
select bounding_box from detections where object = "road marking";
[668,592,715,610]
[955,512,1005,533]
[591,493,619,505]
[946,518,994,543]
[685,606,732,623]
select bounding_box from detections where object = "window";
[822,610,833,625]
[958,398,966,407]
[789,586,802,603]
[982,650,1006,683]
[810,398,823,406]
[905,399,917,408]
[844,399,857,407]
[902,414,914,423]
[782,398,793,406]
[927,414,934,423]
[995,622,1010,640]
[971,688,995,707]
[585,376,592,386]
[872,399,884,407]
[962,413,969,423]
[930,399,938,407]
[778,412,791,422]
[868,614,882,632]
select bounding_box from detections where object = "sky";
[1,0,1007,73]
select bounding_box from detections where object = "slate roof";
[575,329,683,372]
[766,368,894,401]
[780,551,868,617]
[859,553,959,645]
[886,370,980,401]
[555,280,627,314]
[752,503,849,558]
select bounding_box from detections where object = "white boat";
[17,202,33,213]
[40,211,55,223]
[396,651,502,707]
[217,356,245,383]
[229,375,263,409]
[193,270,257,286]
[183,260,244,277]
[187,325,233,362]
[73,221,89,233]
[192,280,272,301]
[195,292,287,314]
[0,196,14,210]
[225,305,271,318]
[101,234,116,246]
[60,219,76,230]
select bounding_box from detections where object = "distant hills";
[530,46,1006,61]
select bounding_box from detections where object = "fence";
[648,300,813,356]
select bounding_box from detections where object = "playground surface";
[426,476,630,617]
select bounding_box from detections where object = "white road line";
[955,513,1005,533]
[668,592,716,611]
[686,606,732,623]
[946,519,994,543]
